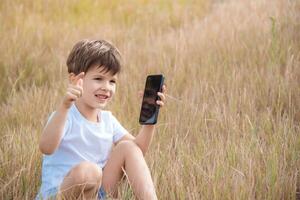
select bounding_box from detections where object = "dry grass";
[0,0,300,199]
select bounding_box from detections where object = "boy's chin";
[95,102,108,109]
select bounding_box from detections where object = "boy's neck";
[75,101,100,123]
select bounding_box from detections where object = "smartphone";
[139,74,165,125]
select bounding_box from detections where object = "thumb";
[77,78,83,87]
[75,72,84,86]
[77,72,85,79]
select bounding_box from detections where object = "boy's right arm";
[39,72,84,155]
[39,105,69,155]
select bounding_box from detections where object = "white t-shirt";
[37,104,128,197]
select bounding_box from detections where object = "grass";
[0,0,300,199]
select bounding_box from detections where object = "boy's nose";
[100,82,111,91]
[100,87,107,91]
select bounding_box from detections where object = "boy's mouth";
[95,94,109,100]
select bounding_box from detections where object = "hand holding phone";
[139,74,165,125]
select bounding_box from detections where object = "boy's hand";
[62,72,84,109]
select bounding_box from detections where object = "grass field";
[1,0,300,199]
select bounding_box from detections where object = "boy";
[36,39,166,200]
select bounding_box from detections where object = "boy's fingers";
[162,84,166,93]
[68,87,82,98]
[68,84,83,91]
[68,84,83,95]
[66,91,77,101]
[157,92,165,102]
[156,100,164,107]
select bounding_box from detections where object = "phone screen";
[139,74,164,125]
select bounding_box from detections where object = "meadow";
[0,0,300,199]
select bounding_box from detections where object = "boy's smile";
[95,93,109,101]
[94,90,112,104]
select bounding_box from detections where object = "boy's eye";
[94,78,102,81]
[110,80,116,84]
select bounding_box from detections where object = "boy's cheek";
[110,90,116,98]
[111,86,116,95]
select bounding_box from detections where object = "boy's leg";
[57,161,102,200]
[102,140,157,200]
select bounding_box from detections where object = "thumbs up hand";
[62,72,85,109]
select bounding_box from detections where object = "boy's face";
[80,65,117,109]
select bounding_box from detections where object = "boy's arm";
[39,105,69,155]
[118,86,166,155]
[39,72,84,155]
[133,125,155,155]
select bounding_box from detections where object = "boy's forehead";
[89,65,118,77]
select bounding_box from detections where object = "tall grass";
[0,0,300,199]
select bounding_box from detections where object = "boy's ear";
[68,73,76,83]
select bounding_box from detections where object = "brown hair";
[66,39,122,75]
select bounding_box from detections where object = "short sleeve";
[45,111,70,138]
[110,113,128,143]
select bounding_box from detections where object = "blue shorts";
[98,187,106,199]
[36,186,106,200]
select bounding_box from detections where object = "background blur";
[0,0,300,199]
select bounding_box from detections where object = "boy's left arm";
[117,85,166,155]
[133,125,156,155]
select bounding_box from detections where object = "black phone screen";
[139,74,164,125]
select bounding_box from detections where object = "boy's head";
[66,39,122,75]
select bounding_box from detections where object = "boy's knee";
[70,161,102,185]
[116,140,143,156]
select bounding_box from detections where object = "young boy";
[36,39,166,200]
